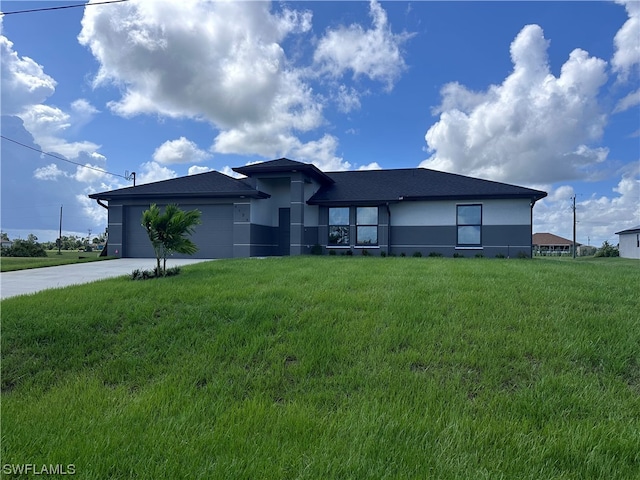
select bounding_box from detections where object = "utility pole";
[572,195,576,259]
[58,204,63,255]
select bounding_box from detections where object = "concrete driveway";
[0,258,213,300]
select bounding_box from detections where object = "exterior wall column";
[107,204,124,257]
[290,173,305,255]
[233,201,251,257]
[379,205,390,255]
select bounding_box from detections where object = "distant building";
[615,225,640,260]
[532,232,580,256]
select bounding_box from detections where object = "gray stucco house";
[89,158,547,258]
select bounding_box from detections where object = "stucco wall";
[618,232,640,259]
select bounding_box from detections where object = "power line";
[0,134,131,182]
[0,0,129,16]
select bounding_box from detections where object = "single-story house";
[532,232,580,256]
[89,158,547,258]
[615,225,640,259]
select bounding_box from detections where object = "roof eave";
[308,192,547,206]
[233,164,335,185]
[89,190,270,201]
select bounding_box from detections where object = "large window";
[329,207,349,245]
[356,207,378,245]
[457,205,482,246]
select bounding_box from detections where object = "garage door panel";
[124,204,233,258]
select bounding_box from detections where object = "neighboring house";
[89,158,547,258]
[1,239,13,249]
[615,225,640,259]
[532,233,580,256]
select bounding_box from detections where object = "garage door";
[124,204,234,258]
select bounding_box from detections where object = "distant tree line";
[0,232,107,257]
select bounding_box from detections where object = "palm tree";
[141,204,202,276]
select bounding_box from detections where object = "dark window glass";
[356,207,378,245]
[457,205,482,246]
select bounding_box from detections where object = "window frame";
[356,206,379,246]
[456,204,482,247]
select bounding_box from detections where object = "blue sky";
[1,0,638,247]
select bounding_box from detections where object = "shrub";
[595,241,619,257]
[380,251,387,257]
[412,251,423,257]
[495,253,506,259]
[345,249,353,256]
[517,251,529,259]
[428,252,442,258]
[475,253,485,258]
[4,239,47,257]
[453,252,464,258]
[310,244,323,255]
[328,249,337,256]
[361,249,370,256]
[400,252,406,257]
[131,266,181,281]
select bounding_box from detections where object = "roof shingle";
[89,170,268,200]
[308,168,547,205]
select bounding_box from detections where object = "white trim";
[354,245,380,249]
[455,246,483,250]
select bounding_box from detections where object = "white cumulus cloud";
[534,165,640,246]
[136,161,177,185]
[78,0,353,169]
[313,0,413,90]
[1,25,102,160]
[153,137,211,165]
[612,0,640,81]
[188,165,212,176]
[614,88,640,113]
[33,163,68,181]
[0,32,56,115]
[358,162,382,171]
[79,0,312,126]
[421,24,609,185]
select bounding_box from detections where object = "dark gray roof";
[89,170,269,201]
[615,225,640,235]
[308,168,547,205]
[233,158,334,185]
[89,159,547,205]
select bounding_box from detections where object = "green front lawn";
[1,251,113,272]
[2,257,639,479]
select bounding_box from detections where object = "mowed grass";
[1,251,112,272]
[2,257,639,479]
